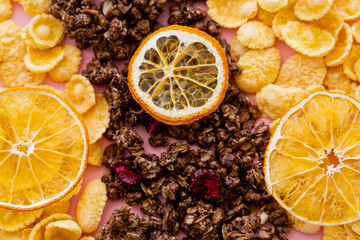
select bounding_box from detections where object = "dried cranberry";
[113,162,142,185]
[144,118,163,133]
[190,168,221,201]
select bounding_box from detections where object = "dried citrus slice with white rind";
[0,88,88,211]
[265,91,360,225]
[128,25,229,125]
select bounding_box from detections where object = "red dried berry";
[144,118,163,133]
[113,162,142,185]
[190,168,221,201]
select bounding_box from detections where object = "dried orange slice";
[0,88,88,211]
[128,25,229,125]
[265,91,360,225]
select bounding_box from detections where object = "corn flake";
[282,21,335,57]
[323,225,346,240]
[269,118,280,135]
[21,228,33,240]
[258,0,288,12]
[0,0,11,23]
[311,10,344,39]
[0,229,22,239]
[294,0,333,21]
[88,141,103,167]
[355,58,360,81]
[207,0,257,28]
[25,46,64,73]
[331,0,360,21]
[49,45,82,82]
[352,21,360,44]
[230,36,249,62]
[275,53,326,88]
[325,23,353,67]
[344,45,360,81]
[0,208,43,232]
[349,221,360,235]
[21,0,50,17]
[344,225,360,240]
[0,21,24,62]
[287,213,320,234]
[80,237,95,240]
[235,47,281,93]
[257,8,275,26]
[76,179,107,233]
[63,181,82,202]
[22,25,41,49]
[41,200,71,220]
[63,74,96,114]
[272,7,298,40]
[44,220,81,240]
[324,66,358,93]
[237,21,275,49]
[29,214,72,240]
[29,14,64,49]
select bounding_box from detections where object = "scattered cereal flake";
[21,0,50,17]
[24,46,64,73]
[0,43,3,63]
[0,208,43,232]
[343,45,360,81]
[44,220,82,240]
[257,8,275,26]
[344,225,360,240]
[62,74,96,114]
[269,118,280,134]
[28,14,64,49]
[235,47,281,93]
[0,229,22,239]
[282,21,335,57]
[272,7,298,40]
[275,53,326,88]
[355,58,360,81]
[0,0,11,23]
[325,23,353,67]
[22,25,41,49]
[80,237,95,240]
[311,10,344,38]
[331,0,360,21]
[323,225,346,240]
[29,214,72,240]
[287,213,321,234]
[82,95,110,144]
[41,200,71,220]
[0,20,24,62]
[49,45,82,82]
[207,0,257,28]
[0,60,46,87]
[21,228,33,240]
[324,66,358,93]
[352,21,360,43]
[236,21,275,49]
[230,36,249,62]
[88,141,103,167]
[349,221,360,235]
[76,179,107,233]
[258,0,288,12]
[294,0,333,21]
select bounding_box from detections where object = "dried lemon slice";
[282,21,335,57]
[207,0,257,28]
[24,46,64,73]
[258,0,288,12]
[128,25,229,125]
[272,7,298,40]
[344,46,360,81]
[325,23,353,67]
[28,14,64,49]
[0,0,11,23]
[236,21,275,49]
[352,21,360,44]
[294,0,333,21]
[331,0,360,21]
[0,208,43,232]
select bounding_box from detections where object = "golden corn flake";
[21,0,50,17]
[76,179,107,233]
[287,213,320,234]
[275,53,326,88]
[29,214,72,240]
[344,45,360,81]
[41,200,71,220]
[0,43,3,63]
[207,0,257,28]
[0,0,11,23]
[0,208,43,232]
[0,229,22,239]
[63,74,96,114]
[311,10,344,39]
[80,237,95,240]
[88,141,103,167]
[49,45,82,82]
[272,7,298,40]
[0,20,24,62]
[82,95,110,143]
[349,221,360,235]
[237,21,275,49]
[355,58,360,81]
[230,36,249,62]
[324,225,346,240]
[331,0,360,21]
[25,46,64,73]
[29,14,64,49]
[269,118,280,135]
[282,21,335,57]
[294,0,333,21]
[22,25,41,49]
[235,47,281,93]
[63,181,82,201]
[325,23,353,67]
[258,0,288,12]
[324,66,358,93]
[21,228,33,240]
[44,220,81,240]
[344,225,360,240]
[352,21,360,44]
[257,8,275,26]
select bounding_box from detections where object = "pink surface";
[9,1,356,239]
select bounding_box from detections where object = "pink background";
[9,1,360,239]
